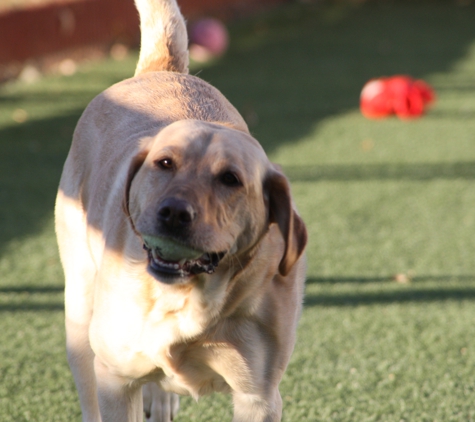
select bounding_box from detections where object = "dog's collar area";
[143,244,226,278]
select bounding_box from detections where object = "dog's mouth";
[143,242,226,280]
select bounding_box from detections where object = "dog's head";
[124,120,306,284]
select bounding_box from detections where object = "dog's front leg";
[94,358,143,422]
[66,319,102,422]
[232,389,282,422]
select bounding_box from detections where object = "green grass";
[2,1,475,420]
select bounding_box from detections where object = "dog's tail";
[134,0,189,76]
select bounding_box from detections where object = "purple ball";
[189,18,229,56]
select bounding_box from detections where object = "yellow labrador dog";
[55,0,307,421]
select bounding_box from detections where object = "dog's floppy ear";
[123,150,149,224]
[264,167,307,276]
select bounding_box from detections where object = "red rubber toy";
[360,76,435,119]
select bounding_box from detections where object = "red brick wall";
[0,0,286,65]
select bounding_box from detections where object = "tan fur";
[134,0,189,75]
[55,1,307,421]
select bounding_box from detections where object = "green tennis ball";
[143,235,203,261]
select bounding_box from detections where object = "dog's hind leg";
[143,382,179,422]
[134,0,189,76]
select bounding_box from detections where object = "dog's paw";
[143,382,180,422]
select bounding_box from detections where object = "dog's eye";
[220,171,241,187]
[156,158,174,170]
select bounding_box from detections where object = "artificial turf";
[1,1,475,420]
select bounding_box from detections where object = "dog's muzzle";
[143,243,226,279]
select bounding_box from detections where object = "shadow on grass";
[0,285,64,312]
[198,1,475,153]
[307,275,475,284]
[0,112,80,255]
[304,287,475,307]
[0,303,64,312]
[304,275,475,307]
[1,1,475,255]
[2,274,475,312]
[283,162,475,182]
[0,285,64,293]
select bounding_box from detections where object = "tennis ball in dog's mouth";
[142,235,203,261]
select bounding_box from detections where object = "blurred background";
[1,0,475,420]
[0,0,285,82]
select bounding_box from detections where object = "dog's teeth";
[151,249,159,262]
[148,245,225,276]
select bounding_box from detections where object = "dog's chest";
[90,280,217,377]
[91,289,252,398]
[92,313,234,398]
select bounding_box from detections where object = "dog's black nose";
[158,198,195,228]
